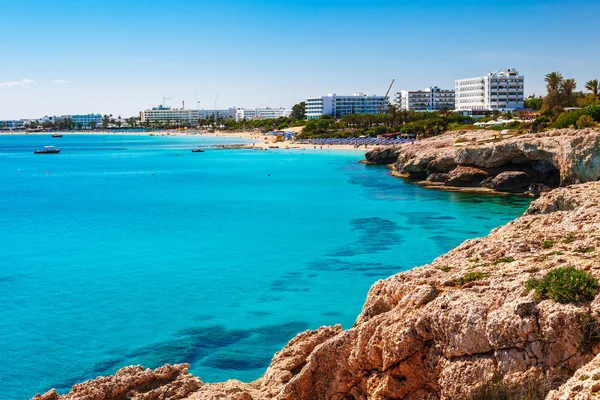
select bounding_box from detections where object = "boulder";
[427,173,449,183]
[491,171,531,192]
[445,166,490,187]
[365,147,400,165]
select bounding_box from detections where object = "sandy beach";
[1,128,380,152]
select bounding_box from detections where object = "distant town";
[0,68,525,130]
[2,68,599,139]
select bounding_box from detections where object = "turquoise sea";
[0,134,531,399]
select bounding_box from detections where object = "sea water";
[0,134,531,399]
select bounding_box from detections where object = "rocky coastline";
[33,130,600,399]
[366,128,600,196]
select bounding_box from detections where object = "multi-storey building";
[305,92,388,120]
[71,114,102,127]
[394,87,455,111]
[455,68,525,113]
[235,108,292,122]
[140,106,237,125]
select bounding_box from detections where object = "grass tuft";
[541,240,554,249]
[494,257,515,265]
[525,267,599,304]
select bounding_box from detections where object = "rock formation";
[33,181,600,399]
[365,128,600,194]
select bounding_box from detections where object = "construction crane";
[378,79,395,114]
[162,95,172,108]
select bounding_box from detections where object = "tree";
[562,78,577,107]
[543,72,564,111]
[102,114,110,129]
[290,102,306,120]
[89,121,97,129]
[524,95,544,111]
[585,79,599,97]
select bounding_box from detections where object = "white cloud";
[0,79,36,87]
[53,79,70,84]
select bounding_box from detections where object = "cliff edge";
[366,128,600,194]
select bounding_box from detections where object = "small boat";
[191,149,205,153]
[51,133,63,138]
[269,146,279,149]
[34,146,61,154]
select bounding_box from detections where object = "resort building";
[394,87,455,111]
[455,68,525,114]
[140,106,237,125]
[235,108,292,122]
[306,92,389,120]
[71,114,102,127]
[0,120,27,129]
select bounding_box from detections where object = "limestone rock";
[445,165,490,187]
[491,171,531,192]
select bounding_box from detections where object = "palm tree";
[562,78,577,107]
[585,79,599,97]
[545,72,564,93]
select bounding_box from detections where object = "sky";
[1,0,600,119]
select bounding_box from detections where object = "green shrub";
[542,240,554,249]
[439,266,453,272]
[553,105,600,129]
[525,267,599,303]
[565,233,577,244]
[494,257,515,265]
[580,374,590,381]
[452,271,490,286]
[575,246,595,254]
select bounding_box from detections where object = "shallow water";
[0,134,531,399]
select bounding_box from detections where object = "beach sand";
[2,129,380,152]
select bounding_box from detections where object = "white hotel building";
[394,87,455,111]
[455,69,525,113]
[140,106,237,125]
[235,108,292,122]
[306,92,388,120]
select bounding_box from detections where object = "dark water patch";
[0,276,13,283]
[472,215,491,220]
[257,293,283,302]
[126,325,254,367]
[269,278,310,293]
[193,314,217,322]
[202,350,272,371]
[248,310,272,318]
[454,229,481,235]
[429,235,460,250]
[322,311,344,318]
[309,258,401,275]
[396,212,457,229]
[327,217,402,257]
[307,273,319,278]
[93,357,123,375]
[252,321,310,344]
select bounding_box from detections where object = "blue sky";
[1,0,599,119]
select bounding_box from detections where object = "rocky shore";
[366,128,600,195]
[32,130,600,399]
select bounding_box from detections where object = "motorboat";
[34,146,61,154]
[191,149,205,153]
[51,133,63,138]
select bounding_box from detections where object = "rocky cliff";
[365,129,600,194]
[33,180,600,399]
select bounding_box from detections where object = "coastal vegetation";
[298,107,473,139]
[525,267,599,303]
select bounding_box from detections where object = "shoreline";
[1,130,377,152]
